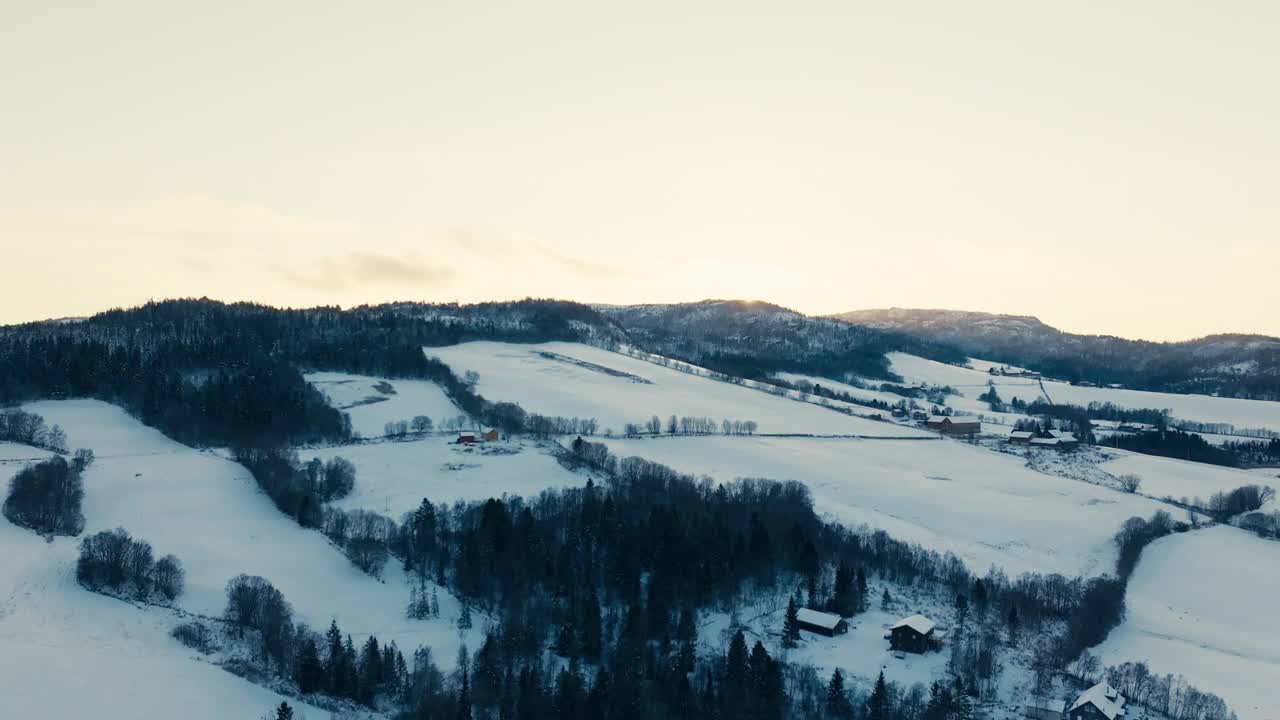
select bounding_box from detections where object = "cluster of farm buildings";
[791,606,1126,720]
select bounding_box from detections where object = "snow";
[885,353,1280,434]
[298,438,588,518]
[772,372,911,408]
[1068,681,1126,720]
[10,400,484,670]
[0,516,334,720]
[1099,452,1277,507]
[597,436,1170,577]
[427,342,930,437]
[890,614,937,635]
[1095,526,1280,720]
[796,607,844,630]
[0,440,55,466]
[306,371,463,439]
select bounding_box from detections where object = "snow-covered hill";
[427,341,929,437]
[884,352,1280,433]
[1095,526,1280,720]
[597,435,1171,577]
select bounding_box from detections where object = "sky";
[1,1,1277,341]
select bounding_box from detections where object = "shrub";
[3,456,86,536]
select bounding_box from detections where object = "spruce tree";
[782,593,801,648]
[274,701,294,720]
[866,670,889,720]
[458,602,472,630]
[826,668,851,719]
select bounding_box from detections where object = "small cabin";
[889,614,937,653]
[455,433,477,444]
[1065,681,1126,720]
[1009,431,1035,444]
[482,429,500,442]
[795,608,848,637]
[926,416,980,436]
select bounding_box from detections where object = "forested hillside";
[835,308,1280,400]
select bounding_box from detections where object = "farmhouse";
[1009,430,1035,444]
[455,433,477,444]
[926,416,980,436]
[889,614,937,653]
[1065,681,1126,720]
[795,608,848,637]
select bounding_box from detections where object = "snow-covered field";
[0,517,333,720]
[306,371,463,439]
[0,440,54,465]
[300,438,588,518]
[427,342,928,437]
[598,436,1169,577]
[886,353,1280,433]
[4,401,482,682]
[1099,452,1277,507]
[772,372,912,408]
[1095,526,1280,720]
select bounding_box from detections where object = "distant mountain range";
[834,308,1280,400]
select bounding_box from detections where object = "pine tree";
[782,593,801,648]
[581,590,603,661]
[856,568,868,612]
[458,602,472,630]
[866,670,889,720]
[431,587,440,617]
[274,701,294,720]
[881,587,892,611]
[826,668,851,719]
[296,635,325,694]
[457,666,473,720]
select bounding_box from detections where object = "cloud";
[280,252,454,292]
[528,241,621,278]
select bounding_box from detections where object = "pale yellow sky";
[2,1,1277,340]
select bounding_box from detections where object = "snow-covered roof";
[1069,682,1127,720]
[796,608,844,630]
[1009,431,1035,439]
[890,614,936,635]
[1030,438,1060,446]
[1047,430,1078,441]
[927,415,978,425]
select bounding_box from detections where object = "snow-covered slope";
[598,436,1170,577]
[886,353,1280,432]
[306,372,463,439]
[0,517,333,720]
[14,400,482,666]
[1095,526,1280,720]
[1100,452,1277,507]
[427,342,927,437]
[299,438,588,518]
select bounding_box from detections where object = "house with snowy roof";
[889,614,937,653]
[925,416,980,436]
[794,608,848,637]
[1065,681,1126,720]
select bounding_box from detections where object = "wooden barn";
[795,608,848,637]
[926,416,980,436]
[1065,681,1126,720]
[889,614,937,653]
[482,429,500,442]
[455,433,477,444]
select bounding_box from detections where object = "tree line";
[0,408,68,452]
[76,527,185,602]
